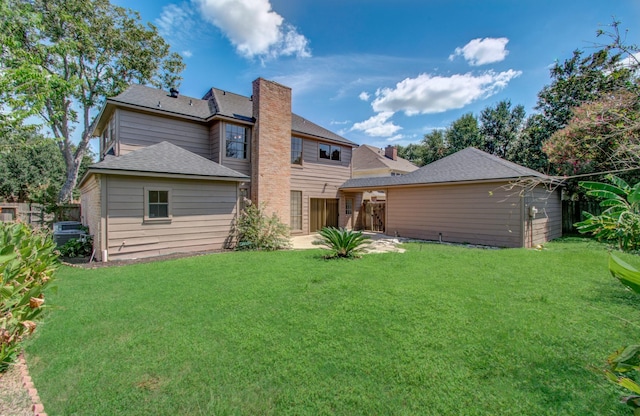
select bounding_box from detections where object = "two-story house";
[79,78,359,261]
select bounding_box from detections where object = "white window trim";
[144,187,172,224]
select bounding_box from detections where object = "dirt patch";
[61,249,229,268]
[0,363,33,416]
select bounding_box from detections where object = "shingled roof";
[352,144,419,173]
[84,141,249,181]
[108,84,213,120]
[341,147,552,190]
[102,84,355,146]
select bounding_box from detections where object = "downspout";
[100,175,108,261]
[520,191,526,248]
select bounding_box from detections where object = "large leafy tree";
[536,48,635,135]
[0,0,185,203]
[420,129,450,165]
[508,114,551,173]
[445,112,483,153]
[0,126,94,203]
[479,100,526,159]
[396,143,427,167]
[544,89,640,177]
[0,133,64,202]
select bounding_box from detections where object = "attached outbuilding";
[79,141,249,261]
[341,147,562,248]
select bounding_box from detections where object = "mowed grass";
[26,238,640,415]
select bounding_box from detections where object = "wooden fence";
[562,200,603,234]
[0,203,80,228]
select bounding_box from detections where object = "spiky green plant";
[314,227,371,259]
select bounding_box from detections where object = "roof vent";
[169,87,179,98]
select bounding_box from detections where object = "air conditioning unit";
[53,221,82,232]
[54,230,87,247]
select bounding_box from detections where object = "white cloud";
[385,134,405,142]
[371,70,522,115]
[351,112,402,137]
[449,37,510,66]
[182,50,193,58]
[155,3,198,47]
[194,0,311,59]
[359,91,370,101]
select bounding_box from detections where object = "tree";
[0,0,185,203]
[446,112,483,153]
[544,89,640,177]
[479,100,526,159]
[507,114,551,173]
[536,48,635,135]
[420,129,450,165]
[396,143,427,167]
[0,135,64,202]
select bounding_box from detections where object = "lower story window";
[145,188,172,222]
[290,191,302,231]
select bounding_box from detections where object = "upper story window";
[291,137,302,165]
[225,123,248,159]
[319,143,341,161]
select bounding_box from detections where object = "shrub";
[0,222,58,371]
[314,227,371,259]
[58,234,93,258]
[236,200,291,251]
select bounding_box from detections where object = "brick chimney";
[385,145,397,161]
[251,78,292,225]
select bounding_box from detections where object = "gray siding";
[290,138,353,234]
[386,182,523,248]
[210,121,221,164]
[105,176,237,260]
[117,109,210,158]
[524,185,563,247]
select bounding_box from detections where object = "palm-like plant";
[606,254,640,412]
[314,227,371,258]
[575,175,640,252]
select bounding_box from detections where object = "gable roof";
[352,144,419,173]
[341,147,552,190]
[82,141,249,182]
[98,84,356,146]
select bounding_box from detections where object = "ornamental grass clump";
[314,227,371,259]
[0,222,58,371]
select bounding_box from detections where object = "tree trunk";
[57,152,84,203]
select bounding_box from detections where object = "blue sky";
[112,0,640,149]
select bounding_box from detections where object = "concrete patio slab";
[290,232,407,253]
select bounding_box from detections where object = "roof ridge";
[469,147,547,177]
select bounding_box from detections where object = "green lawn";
[26,238,640,415]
